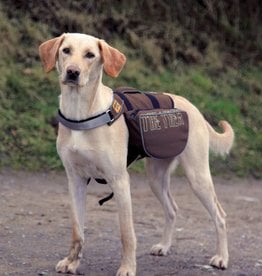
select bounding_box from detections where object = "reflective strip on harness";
[57,97,124,130]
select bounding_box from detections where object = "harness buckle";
[106,110,115,125]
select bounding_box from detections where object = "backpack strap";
[114,91,133,111]
[144,93,160,108]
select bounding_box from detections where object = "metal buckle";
[106,110,114,125]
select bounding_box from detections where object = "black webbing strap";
[144,93,160,108]
[114,91,133,111]
[115,90,162,110]
[95,178,114,205]
[95,178,107,184]
[98,192,114,206]
[86,177,114,206]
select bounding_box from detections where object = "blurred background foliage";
[0,0,261,177]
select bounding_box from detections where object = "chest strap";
[57,97,123,130]
[87,177,113,206]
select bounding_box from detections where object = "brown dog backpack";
[113,87,189,166]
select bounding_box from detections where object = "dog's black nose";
[66,65,80,83]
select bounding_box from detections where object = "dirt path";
[0,170,261,276]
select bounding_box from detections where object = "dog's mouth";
[62,78,79,86]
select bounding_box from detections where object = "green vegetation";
[0,1,261,177]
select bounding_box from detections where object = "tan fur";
[39,33,234,276]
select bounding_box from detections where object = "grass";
[1,57,261,177]
[0,57,261,177]
[0,64,61,170]
[110,64,262,177]
[0,2,261,178]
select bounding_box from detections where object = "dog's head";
[39,33,126,87]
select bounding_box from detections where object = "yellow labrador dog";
[39,33,234,275]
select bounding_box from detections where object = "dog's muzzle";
[65,65,80,85]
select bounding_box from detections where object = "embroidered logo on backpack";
[140,110,185,132]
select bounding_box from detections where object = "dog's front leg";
[56,173,87,274]
[111,172,137,276]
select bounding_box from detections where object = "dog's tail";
[207,120,234,155]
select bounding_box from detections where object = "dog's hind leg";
[180,145,229,269]
[56,173,87,274]
[145,158,178,256]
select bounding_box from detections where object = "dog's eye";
[85,52,95,59]
[62,48,71,54]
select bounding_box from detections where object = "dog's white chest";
[59,131,108,179]
[70,131,88,150]
[71,143,78,152]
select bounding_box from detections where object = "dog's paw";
[210,254,228,269]
[150,243,170,256]
[56,257,80,274]
[116,265,136,276]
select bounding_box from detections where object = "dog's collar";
[57,96,123,131]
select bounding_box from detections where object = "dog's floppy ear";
[99,40,126,78]
[39,34,65,73]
